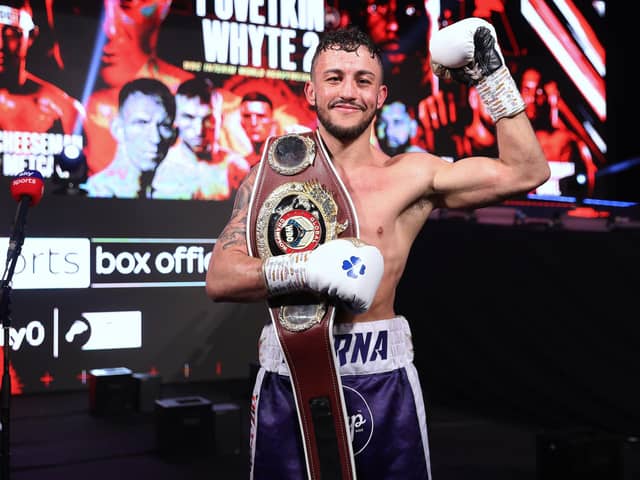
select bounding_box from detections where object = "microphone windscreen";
[10,170,45,206]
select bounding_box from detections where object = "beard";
[316,104,377,142]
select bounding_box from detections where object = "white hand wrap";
[430,17,525,122]
[262,238,384,314]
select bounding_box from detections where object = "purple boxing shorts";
[250,316,432,480]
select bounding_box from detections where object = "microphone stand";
[0,199,28,480]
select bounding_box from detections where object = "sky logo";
[0,237,90,289]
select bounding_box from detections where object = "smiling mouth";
[331,102,364,111]
[101,51,117,65]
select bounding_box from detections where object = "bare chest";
[0,92,65,132]
[340,171,402,243]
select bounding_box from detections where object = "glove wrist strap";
[263,253,309,296]
[476,65,526,122]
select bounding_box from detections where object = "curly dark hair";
[310,26,383,81]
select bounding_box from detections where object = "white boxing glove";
[430,17,525,122]
[262,238,384,314]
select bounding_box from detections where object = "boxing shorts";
[250,316,432,480]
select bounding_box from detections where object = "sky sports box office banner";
[0,0,618,393]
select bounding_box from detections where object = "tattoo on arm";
[218,169,255,251]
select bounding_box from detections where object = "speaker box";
[212,402,242,456]
[155,396,214,458]
[88,367,134,416]
[536,429,626,480]
[132,372,161,413]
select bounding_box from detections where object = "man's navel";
[377,226,384,235]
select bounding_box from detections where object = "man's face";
[306,46,387,141]
[100,0,171,87]
[115,91,174,171]
[175,94,215,157]
[521,68,547,122]
[363,0,426,67]
[0,6,34,82]
[239,100,274,146]
[377,102,414,149]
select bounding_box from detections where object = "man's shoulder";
[83,158,139,197]
[383,149,438,168]
[26,73,80,103]
[25,73,85,118]
[164,143,198,166]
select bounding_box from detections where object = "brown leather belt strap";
[247,130,358,479]
[276,305,351,479]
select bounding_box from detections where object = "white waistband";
[258,316,414,376]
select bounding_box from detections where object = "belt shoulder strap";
[247,130,358,480]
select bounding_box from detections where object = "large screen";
[0,0,627,204]
[0,0,635,394]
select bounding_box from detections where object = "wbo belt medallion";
[256,180,348,332]
[256,133,350,332]
[255,180,347,259]
[268,133,316,176]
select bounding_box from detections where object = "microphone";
[6,170,44,266]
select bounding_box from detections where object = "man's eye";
[404,4,419,17]
[1,27,22,40]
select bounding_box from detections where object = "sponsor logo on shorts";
[344,386,374,455]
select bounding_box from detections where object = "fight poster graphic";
[0,1,610,202]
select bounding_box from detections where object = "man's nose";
[103,1,124,38]
[386,20,399,34]
[194,119,204,135]
[340,80,358,99]
[147,124,162,143]
[384,0,399,33]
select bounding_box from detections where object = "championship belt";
[247,131,358,480]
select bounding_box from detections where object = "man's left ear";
[169,126,178,147]
[377,85,388,109]
[304,81,316,107]
[110,117,124,142]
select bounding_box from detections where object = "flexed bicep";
[431,154,512,209]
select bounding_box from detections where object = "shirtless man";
[0,0,84,132]
[0,0,85,176]
[375,100,427,155]
[155,77,249,200]
[238,92,277,167]
[206,20,549,479]
[82,77,176,198]
[519,67,598,197]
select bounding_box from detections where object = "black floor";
[4,379,639,480]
